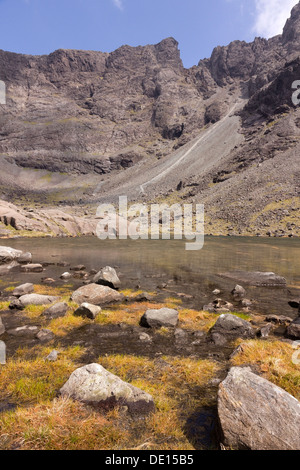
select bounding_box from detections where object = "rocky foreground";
[0,244,299,450]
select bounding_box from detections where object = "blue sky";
[0,0,297,67]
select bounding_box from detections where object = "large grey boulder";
[19,294,58,306]
[13,283,34,297]
[42,302,69,319]
[140,308,179,329]
[0,246,32,264]
[218,367,300,450]
[0,317,5,335]
[71,284,124,306]
[287,317,300,339]
[210,314,255,345]
[60,363,155,415]
[93,266,121,290]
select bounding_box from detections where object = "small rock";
[60,272,72,280]
[210,314,255,344]
[45,350,59,362]
[71,265,86,271]
[74,303,101,320]
[258,323,274,339]
[0,317,5,335]
[266,314,292,325]
[9,299,25,310]
[139,332,152,342]
[212,289,221,296]
[36,329,55,342]
[93,266,121,290]
[42,302,69,319]
[20,264,44,273]
[12,283,34,297]
[231,285,246,299]
[140,308,179,329]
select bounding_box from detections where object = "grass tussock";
[0,345,85,405]
[0,350,220,450]
[231,339,300,400]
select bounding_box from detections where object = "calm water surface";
[2,236,300,317]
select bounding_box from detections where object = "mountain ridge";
[0,3,299,237]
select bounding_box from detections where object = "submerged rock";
[60,363,155,415]
[220,271,287,287]
[71,284,124,306]
[93,266,121,290]
[140,308,179,329]
[218,367,300,450]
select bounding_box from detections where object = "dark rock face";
[218,367,300,450]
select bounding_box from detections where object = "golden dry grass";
[231,339,300,400]
[0,349,220,450]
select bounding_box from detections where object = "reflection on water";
[1,236,300,316]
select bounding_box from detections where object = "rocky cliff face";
[0,3,300,236]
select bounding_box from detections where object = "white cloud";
[112,0,123,10]
[253,0,298,38]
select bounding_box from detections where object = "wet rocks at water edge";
[60,363,155,415]
[140,308,179,329]
[0,246,32,264]
[231,285,246,299]
[20,264,44,273]
[203,299,234,314]
[74,303,101,320]
[71,284,124,306]
[218,367,300,450]
[210,314,256,345]
[93,266,121,290]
